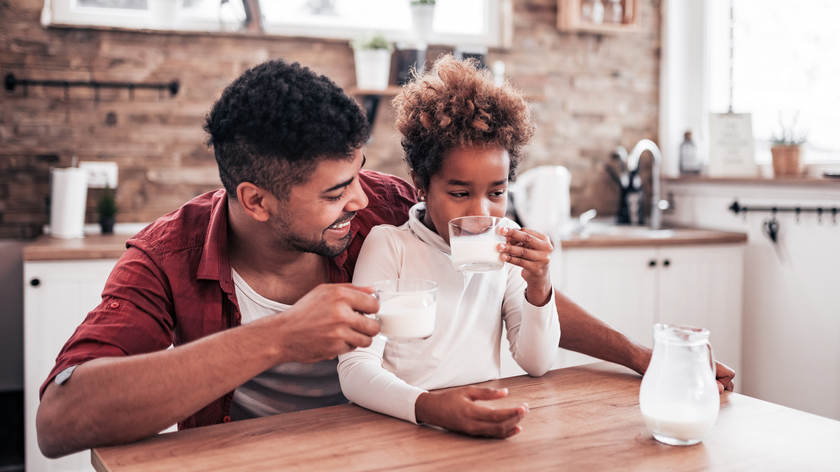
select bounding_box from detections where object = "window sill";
[664,175,840,187]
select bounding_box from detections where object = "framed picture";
[708,112,757,177]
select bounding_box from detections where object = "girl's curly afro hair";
[393,55,535,190]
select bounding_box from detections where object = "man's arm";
[36,284,380,459]
[554,289,735,392]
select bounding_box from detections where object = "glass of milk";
[448,216,507,272]
[639,324,720,446]
[372,279,437,341]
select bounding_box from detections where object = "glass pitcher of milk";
[639,324,719,446]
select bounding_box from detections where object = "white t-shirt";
[337,203,561,424]
[229,268,348,421]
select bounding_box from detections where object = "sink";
[576,222,677,239]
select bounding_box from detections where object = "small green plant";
[351,32,393,51]
[97,184,118,219]
[771,112,808,146]
[410,0,436,5]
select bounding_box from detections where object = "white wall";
[660,0,710,177]
[0,241,25,392]
[663,180,840,421]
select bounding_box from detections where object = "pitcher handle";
[706,342,716,373]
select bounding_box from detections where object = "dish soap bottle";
[679,130,702,174]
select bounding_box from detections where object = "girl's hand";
[414,387,527,439]
[499,227,553,306]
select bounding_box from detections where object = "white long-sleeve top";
[338,203,560,424]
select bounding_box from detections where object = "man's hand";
[499,227,553,307]
[414,386,527,439]
[715,360,735,393]
[260,283,381,364]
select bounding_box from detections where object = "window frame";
[41,0,512,48]
[660,0,840,177]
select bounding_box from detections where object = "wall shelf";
[557,0,640,34]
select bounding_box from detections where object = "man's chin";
[318,233,353,258]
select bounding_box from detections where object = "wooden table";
[91,363,840,471]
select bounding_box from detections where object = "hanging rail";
[4,73,179,98]
[729,200,839,223]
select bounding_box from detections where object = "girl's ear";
[409,171,427,202]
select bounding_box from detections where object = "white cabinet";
[555,244,744,378]
[24,259,118,472]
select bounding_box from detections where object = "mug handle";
[368,292,386,339]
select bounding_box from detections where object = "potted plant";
[410,0,436,41]
[97,184,118,234]
[770,113,807,177]
[351,32,393,91]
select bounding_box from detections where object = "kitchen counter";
[560,226,748,249]
[23,234,131,261]
[23,225,749,259]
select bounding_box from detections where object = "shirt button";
[109,302,120,309]
[223,415,231,423]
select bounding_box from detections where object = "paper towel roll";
[50,168,88,239]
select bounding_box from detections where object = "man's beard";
[271,210,356,258]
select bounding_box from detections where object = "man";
[37,58,734,459]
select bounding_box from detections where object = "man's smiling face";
[268,150,369,257]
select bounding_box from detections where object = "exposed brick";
[1,0,660,236]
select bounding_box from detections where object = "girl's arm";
[499,227,561,376]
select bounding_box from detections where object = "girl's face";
[416,145,510,245]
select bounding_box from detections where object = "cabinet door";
[24,259,118,472]
[559,247,658,366]
[657,245,744,377]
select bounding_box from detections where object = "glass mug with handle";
[371,279,437,341]
[448,216,509,272]
[639,323,720,446]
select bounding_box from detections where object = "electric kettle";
[510,166,572,242]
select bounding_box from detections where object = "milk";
[641,403,718,444]
[377,295,436,340]
[450,237,503,272]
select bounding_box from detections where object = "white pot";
[410,3,435,40]
[354,49,392,91]
[149,0,178,28]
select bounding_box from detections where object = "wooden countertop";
[23,234,131,261]
[560,227,748,249]
[23,225,748,260]
[91,362,840,472]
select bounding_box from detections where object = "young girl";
[338,55,560,439]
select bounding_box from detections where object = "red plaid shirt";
[41,170,416,430]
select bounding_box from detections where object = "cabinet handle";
[663,259,671,267]
[30,278,40,287]
[649,260,657,267]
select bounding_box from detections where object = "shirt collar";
[197,190,234,295]
[406,202,452,255]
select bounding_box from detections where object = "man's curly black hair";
[204,59,370,200]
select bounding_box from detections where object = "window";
[709,0,840,164]
[43,0,508,48]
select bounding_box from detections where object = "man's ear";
[236,182,272,222]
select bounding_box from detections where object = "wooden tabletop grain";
[91,362,840,472]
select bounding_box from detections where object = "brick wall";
[0,0,660,239]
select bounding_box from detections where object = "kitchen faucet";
[621,139,666,230]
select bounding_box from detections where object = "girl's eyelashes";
[447,190,506,199]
